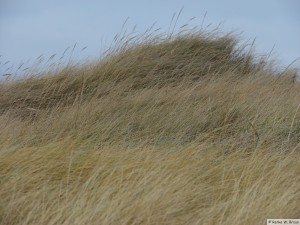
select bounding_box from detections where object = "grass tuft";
[1,27,300,224]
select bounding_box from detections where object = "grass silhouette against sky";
[0,0,299,76]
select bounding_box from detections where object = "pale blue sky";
[0,0,299,75]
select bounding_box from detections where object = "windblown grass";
[0,28,299,225]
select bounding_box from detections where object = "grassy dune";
[0,30,300,224]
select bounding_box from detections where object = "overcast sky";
[0,0,299,76]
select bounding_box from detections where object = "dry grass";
[0,29,300,225]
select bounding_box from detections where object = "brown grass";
[0,29,300,225]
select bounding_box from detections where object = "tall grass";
[0,27,299,225]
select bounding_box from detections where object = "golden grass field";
[0,29,299,224]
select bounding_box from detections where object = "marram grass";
[0,29,300,225]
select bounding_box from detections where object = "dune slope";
[0,31,300,225]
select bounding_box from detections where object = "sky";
[0,0,300,76]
